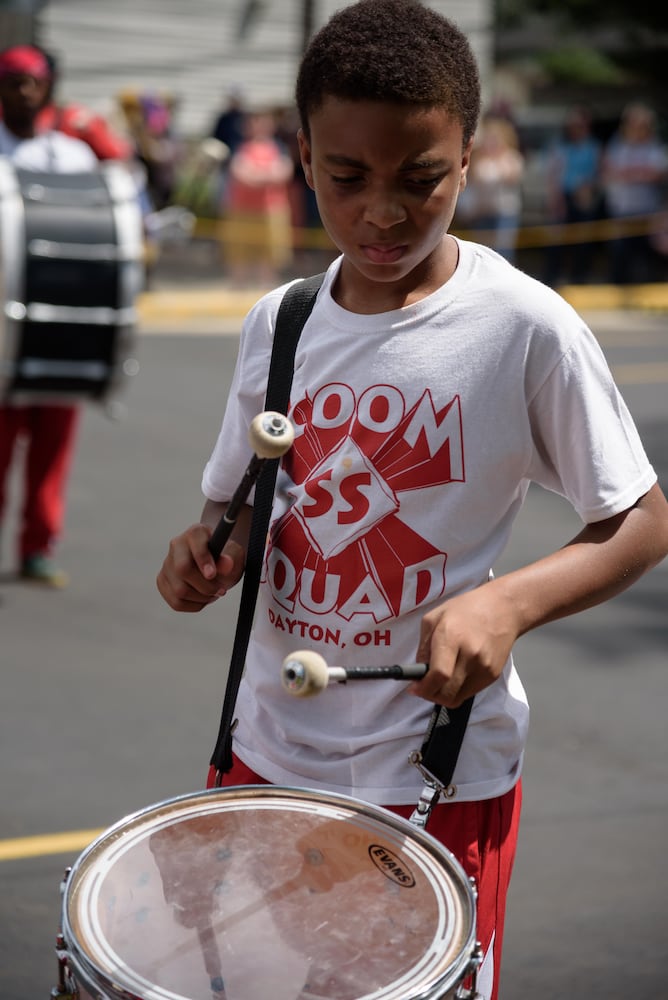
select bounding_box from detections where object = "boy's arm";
[413,483,668,708]
[156,500,252,613]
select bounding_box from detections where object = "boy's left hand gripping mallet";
[207,411,294,559]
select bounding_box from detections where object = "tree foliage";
[496,0,668,33]
[495,0,668,96]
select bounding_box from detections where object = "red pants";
[207,758,521,1000]
[0,403,80,560]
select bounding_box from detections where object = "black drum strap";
[419,698,474,787]
[210,273,325,781]
[408,698,474,827]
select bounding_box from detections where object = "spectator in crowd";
[117,89,181,211]
[543,106,603,286]
[209,87,248,211]
[210,87,247,157]
[219,109,294,286]
[601,102,668,284]
[456,113,524,262]
[273,103,324,272]
[0,45,98,588]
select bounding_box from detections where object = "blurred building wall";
[22,0,493,139]
[0,0,46,46]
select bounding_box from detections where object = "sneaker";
[20,554,69,589]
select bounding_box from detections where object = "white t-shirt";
[202,240,656,806]
[0,120,97,172]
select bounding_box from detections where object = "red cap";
[0,46,52,80]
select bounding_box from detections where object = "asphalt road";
[1,308,667,1000]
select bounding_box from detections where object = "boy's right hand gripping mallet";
[207,410,294,559]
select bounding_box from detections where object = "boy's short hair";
[295,0,481,146]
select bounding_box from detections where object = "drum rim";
[63,785,477,1000]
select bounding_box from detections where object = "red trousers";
[0,403,80,560]
[207,757,521,1000]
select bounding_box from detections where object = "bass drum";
[59,786,481,1000]
[0,158,144,404]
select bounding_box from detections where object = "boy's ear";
[297,128,315,190]
[459,135,475,191]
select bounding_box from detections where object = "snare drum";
[59,786,480,1000]
[0,157,143,403]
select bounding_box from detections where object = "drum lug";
[455,941,484,1000]
[52,870,79,999]
[59,866,72,895]
[51,932,79,999]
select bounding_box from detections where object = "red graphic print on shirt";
[265,383,465,626]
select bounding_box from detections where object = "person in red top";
[0,45,123,588]
[0,46,132,162]
[220,110,294,286]
[37,96,132,163]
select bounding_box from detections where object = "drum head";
[63,786,476,1000]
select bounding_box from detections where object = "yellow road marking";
[560,283,668,312]
[133,283,668,328]
[0,829,104,863]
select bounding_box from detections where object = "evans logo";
[368,844,416,887]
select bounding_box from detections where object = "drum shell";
[60,785,479,1000]
[0,159,144,403]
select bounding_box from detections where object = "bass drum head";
[63,786,476,1000]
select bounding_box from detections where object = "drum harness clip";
[408,697,474,827]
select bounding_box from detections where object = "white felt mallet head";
[248,411,295,459]
[281,650,330,697]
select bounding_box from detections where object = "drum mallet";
[207,411,294,559]
[281,650,428,697]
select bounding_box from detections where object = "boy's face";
[298,97,472,311]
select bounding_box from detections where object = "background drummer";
[0,45,119,587]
